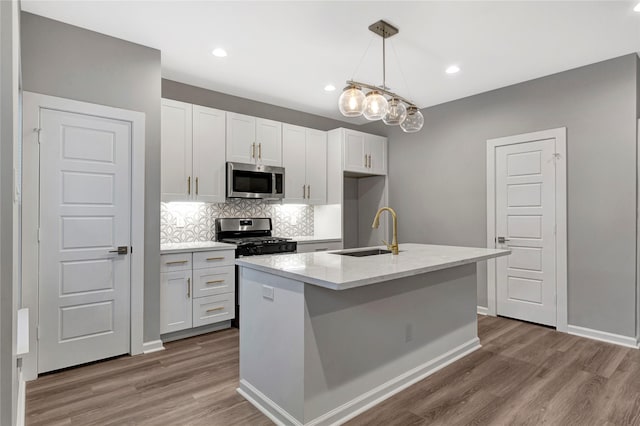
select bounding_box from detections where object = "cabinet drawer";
[296,241,343,254]
[193,293,234,327]
[160,253,193,272]
[193,266,235,298]
[193,250,235,269]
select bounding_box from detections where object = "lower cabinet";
[160,249,235,335]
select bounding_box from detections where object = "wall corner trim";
[142,340,165,354]
[567,325,639,349]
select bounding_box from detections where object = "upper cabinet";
[333,128,388,176]
[226,112,282,166]
[282,124,327,205]
[161,99,226,203]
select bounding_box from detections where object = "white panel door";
[193,105,226,202]
[306,129,327,205]
[226,112,256,164]
[282,124,307,203]
[343,130,367,173]
[160,270,193,334]
[496,139,556,326]
[256,117,282,167]
[367,134,387,175]
[38,108,132,373]
[161,99,193,201]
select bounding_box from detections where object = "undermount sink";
[333,248,393,257]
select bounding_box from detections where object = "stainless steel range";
[215,218,297,327]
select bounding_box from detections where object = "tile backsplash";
[160,199,314,244]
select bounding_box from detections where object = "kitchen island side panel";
[238,267,305,423]
[303,263,478,423]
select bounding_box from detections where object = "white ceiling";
[21,1,640,123]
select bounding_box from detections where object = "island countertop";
[236,243,510,290]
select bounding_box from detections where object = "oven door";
[227,162,284,200]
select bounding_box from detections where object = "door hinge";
[130,246,133,254]
[37,228,41,242]
[37,325,40,340]
[34,128,42,144]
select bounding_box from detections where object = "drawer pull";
[206,257,224,261]
[206,306,225,313]
[206,279,225,285]
[166,260,188,265]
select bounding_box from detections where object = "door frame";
[21,92,146,379]
[486,127,567,332]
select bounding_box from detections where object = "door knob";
[109,246,129,255]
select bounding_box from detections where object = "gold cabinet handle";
[187,277,191,298]
[166,260,188,265]
[252,142,256,159]
[206,256,224,261]
[206,306,224,313]
[195,177,199,195]
[187,176,191,195]
[206,279,225,285]
[258,143,262,159]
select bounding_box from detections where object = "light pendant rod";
[345,79,416,108]
[382,34,386,90]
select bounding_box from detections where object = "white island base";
[236,244,510,426]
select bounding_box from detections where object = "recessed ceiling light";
[445,65,460,74]
[634,2,640,12]
[324,84,336,92]
[211,48,227,57]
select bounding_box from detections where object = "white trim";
[486,127,568,332]
[239,338,480,426]
[477,306,489,316]
[567,325,639,349]
[142,340,165,354]
[16,370,25,426]
[21,92,146,379]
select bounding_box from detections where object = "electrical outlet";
[176,217,185,228]
[262,285,274,301]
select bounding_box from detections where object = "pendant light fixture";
[338,20,423,132]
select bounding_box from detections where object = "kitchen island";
[236,243,509,426]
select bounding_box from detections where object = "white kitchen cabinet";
[342,129,387,176]
[226,112,282,166]
[161,99,193,201]
[282,124,327,205]
[160,249,235,338]
[160,269,193,334]
[161,99,226,202]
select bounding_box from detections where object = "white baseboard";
[238,337,481,426]
[567,325,638,349]
[477,306,489,316]
[142,340,165,354]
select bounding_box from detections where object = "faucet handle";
[382,239,391,249]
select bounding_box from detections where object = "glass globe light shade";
[382,98,407,126]
[362,91,388,121]
[338,85,365,117]
[400,106,424,133]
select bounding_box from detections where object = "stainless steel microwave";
[226,162,284,200]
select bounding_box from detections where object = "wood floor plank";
[27,316,640,425]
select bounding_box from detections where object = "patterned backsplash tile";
[160,199,314,244]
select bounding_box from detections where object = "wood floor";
[26,315,640,425]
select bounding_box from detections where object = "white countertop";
[160,241,236,254]
[291,236,342,244]
[236,243,510,290]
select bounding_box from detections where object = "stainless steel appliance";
[215,217,296,327]
[226,162,285,200]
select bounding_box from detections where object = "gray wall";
[20,12,162,342]
[163,79,362,132]
[364,54,639,337]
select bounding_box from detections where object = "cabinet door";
[161,99,193,201]
[282,124,307,203]
[160,270,193,334]
[367,134,388,175]
[226,112,256,164]
[306,129,327,205]
[256,118,282,166]
[192,105,226,202]
[343,129,367,173]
